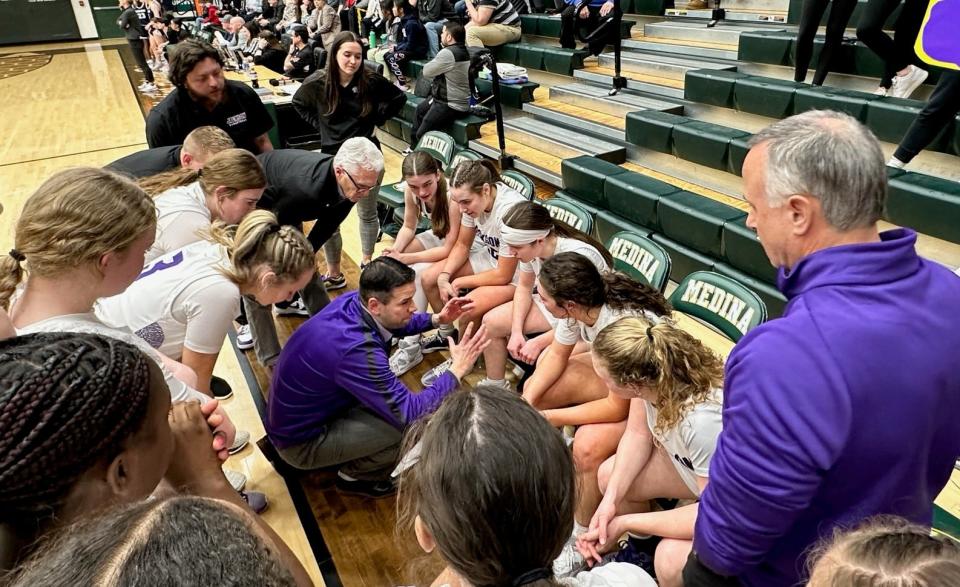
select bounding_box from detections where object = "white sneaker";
[236,325,254,350]
[274,298,310,317]
[225,469,247,492]
[390,348,424,376]
[872,86,888,97]
[421,357,453,386]
[229,430,251,455]
[889,65,928,99]
[476,377,512,391]
[553,538,587,577]
[138,82,158,93]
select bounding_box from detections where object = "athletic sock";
[573,522,588,538]
[438,323,455,337]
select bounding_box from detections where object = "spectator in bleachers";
[293,31,406,287]
[397,385,656,587]
[361,0,391,46]
[165,15,183,46]
[411,22,470,146]
[107,125,235,178]
[118,0,157,93]
[793,0,855,86]
[462,0,521,48]
[146,39,275,154]
[259,0,282,26]
[276,0,302,30]
[888,71,960,169]
[412,0,452,58]
[202,2,223,28]
[856,0,929,98]
[265,257,488,498]
[309,0,341,49]
[253,30,288,73]
[245,0,264,17]
[570,317,724,586]
[283,27,316,78]
[684,110,960,586]
[384,0,428,91]
[559,0,617,60]
[240,20,262,54]
[806,517,960,586]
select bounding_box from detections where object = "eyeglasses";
[341,168,376,193]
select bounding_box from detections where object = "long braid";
[0,333,153,523]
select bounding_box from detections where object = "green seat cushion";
[606,230,672,291]
[734,76,804,119]
[560,155,629,207]
[604,171,680,231]
[866,97,953,150]
[625,110,691,154]
[793,85,878,120]
[672,121,752,171]
[401,95,423,122]
[887,172,960,244]
[657,191,747,258]
[737,31,795,66]
[377,181,406,208]
[544,198,594,234]
[384,117,402,139]
[501,169,536,199]
[667,270,768,342]
[552,190,600,235]
[399,119,413,143]
[713,263,787,319]
[475,78,539,108]
[650,233,715,282]
[595,209,650,245]
[492,43,520,64]
[721,216,777,284]
[518,44,544,70]
[684,69,752,108]
[728,135,752,176]
[542,47,588,75]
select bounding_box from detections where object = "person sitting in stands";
[559,0,617,61]
[411,21,470,147]
[462,0,520,48]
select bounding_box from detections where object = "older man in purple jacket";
[684,110,960,586]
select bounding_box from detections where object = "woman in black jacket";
[292,30,406,286]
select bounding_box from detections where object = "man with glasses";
[242,137,385,368]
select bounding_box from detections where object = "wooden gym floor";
[1,39,958,587]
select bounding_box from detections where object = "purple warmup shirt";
[694,229,960,586]
[267,291,459,448]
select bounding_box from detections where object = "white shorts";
[532,292,560,329]
[415,230,444,250]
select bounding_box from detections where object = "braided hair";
[0,333,154,527]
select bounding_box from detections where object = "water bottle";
[249,67,259,89]
[369,30,377,48]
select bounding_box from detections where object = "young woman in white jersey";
[0,167,236,461]
[382,152,492,376]
[139,147,267,262]
[478,201,612,390]
[98,211,315,397]
[574,316,725,587]
[418,160,527,383]
[397,384,656,587]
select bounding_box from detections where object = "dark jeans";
[682,551,743,587]
[856,0,929,88]
[559,4,619,56]
[894,70,960,163]
[127,39,155,83]
[276,405,402,480]
[411,98,468,146]
[794,0,856,85]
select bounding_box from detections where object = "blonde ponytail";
[139,148,265,198]
[205,211,315,288]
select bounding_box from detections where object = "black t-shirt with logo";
[145,80,274,153]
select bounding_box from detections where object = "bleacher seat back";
[668,270,768,342]
[544,198,593,234]
[363,59,384,75]
[501,170,535,199]
[447,149,484,175]
[313,47,327,71]
[415,131,457,168]
[606,231,671,292]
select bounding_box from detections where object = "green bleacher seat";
[728,136,752,176]
[672,121,752,171]
[625,110,691,154]
[734,76,805,119]
[887,171,960,244]
[629,0,674,14]
[542,47,588,76]
[657,191,746,258]
[668,270,768,342]
[400,119,413,143]
[475,78,539,109]
[793,86,879,120]
[553,190,601,236]
[684,70,752,109]
[651,233,715,282]
[501,169,536,199]
[401,59,427,79]
[603,171,680,232]
[713,263,787,319]
[595,209,649,245]
[738,31,795,66]
[866,97,955,151]
[447,148,484,175]
[544,197,593,234]
[721,217,777,284]
[384,118,402,140]
[492,44,519,64]
[397,96,489,146]
[519,14,634,39]
[560,156,630,208]
[518,44,545,70]
[606,231,672,292]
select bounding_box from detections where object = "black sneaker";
[210,375,234,400]
[324,273,346,290]
[335,474,396,498]
[421,328,458,354]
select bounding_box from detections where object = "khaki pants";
[465,22,521,48]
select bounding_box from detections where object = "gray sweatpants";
[322,182,381,267]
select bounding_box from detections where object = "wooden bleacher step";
[549,81,684,118]
[575,66,687,98]
[665,0,790,23]
[623,36,740,61]
[599,48,736,82]
[641,20,776,47]
[504,117,627,163]
[470,132,564,185]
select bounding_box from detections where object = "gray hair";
[748,110,886,231]
[332,137,385,175]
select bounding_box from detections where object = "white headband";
[500,226,551,246]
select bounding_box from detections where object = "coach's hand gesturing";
[448,323,490,381]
